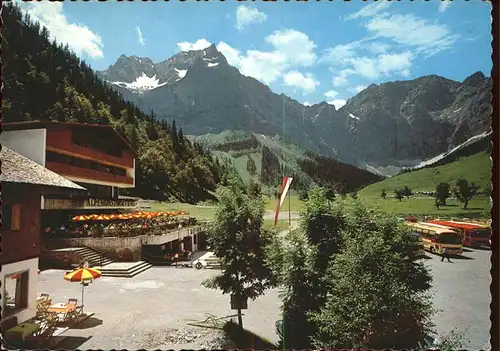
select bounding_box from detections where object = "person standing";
[441,248,452,262]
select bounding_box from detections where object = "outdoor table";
[6,322,40,340]
[47,303,76,314]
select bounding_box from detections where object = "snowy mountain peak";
[98,44,227,93]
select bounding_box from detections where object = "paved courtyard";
[38,266,281,349]
[38,248,491,350]
[423,247,491,350]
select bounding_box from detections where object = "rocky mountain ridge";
[98,44,492,174]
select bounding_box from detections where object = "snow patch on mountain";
[175,68,187,81]
[207,62,219,68]
[110,73,167,93]
[410,131,491,170]
[349,113,360,120]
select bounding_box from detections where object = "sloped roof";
[0,146,86,191]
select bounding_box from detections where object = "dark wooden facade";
[1,184,43,265]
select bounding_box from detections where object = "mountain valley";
[98,45,492,175]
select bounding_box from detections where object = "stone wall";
[54,226,205,261]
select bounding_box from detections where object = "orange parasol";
[72,215,89,221]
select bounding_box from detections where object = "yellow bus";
[405,222,463,255]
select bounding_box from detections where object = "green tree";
[309,208,435,348]
[248,179,262,198]
[268,188,345,348]
[268,192,436,349]
[381,189,387,199]
[202,176,274,328]
[402,186,413,199]
[435,182,451,206]
[394,189,404,201]
[246,155,257,176]
[260,146,280,185]
[298,189,309,201]
[454,178,479,209]
[324,187,336,201]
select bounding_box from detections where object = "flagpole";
[288,189,291,231]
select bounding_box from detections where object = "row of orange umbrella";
[72,210,188,222]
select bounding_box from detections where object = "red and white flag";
[274,176,293,226]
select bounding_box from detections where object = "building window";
[1,204,21,231]
[193,234,197,245]
[46,151,127,177]
[3,271,29,316]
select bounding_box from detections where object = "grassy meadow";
[358,152,491,197]
[149,152,491,221]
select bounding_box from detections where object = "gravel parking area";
[38,248,491,350]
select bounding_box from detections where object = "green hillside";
[191,130,383,193]
[357,151,491,218]
[191,130,315,186]
[359,151,491,197]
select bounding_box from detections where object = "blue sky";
[19,0,492,108]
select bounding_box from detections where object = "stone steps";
[96,261,152,278]
[74,248,114,267]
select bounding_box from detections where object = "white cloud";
[348,85,367,94]
[19,2,104,58]
[331,69,353,87]
[177,39,212,52]
[364,14,459,57]
[217,29,317,85]
[266,29,317,66]
[377,52,413,76]
[235,6,267,31]
[283,71,320,95]
[329,51,412,87]
[135,25,145,46]
[367,42,390,54]
[439,1,452,13]
[327,99,347,110]
[321,42,359,62]
[345,1,393,20]
[323,3,458,91]
[324,90,339,99]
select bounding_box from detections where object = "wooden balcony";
[44,197,137,210]
[46,162,134,187]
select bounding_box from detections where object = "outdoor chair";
[58,299,83,324]
[36,300,51,320]
[40,293,50,300]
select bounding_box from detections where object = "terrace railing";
[51,220,210,239]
